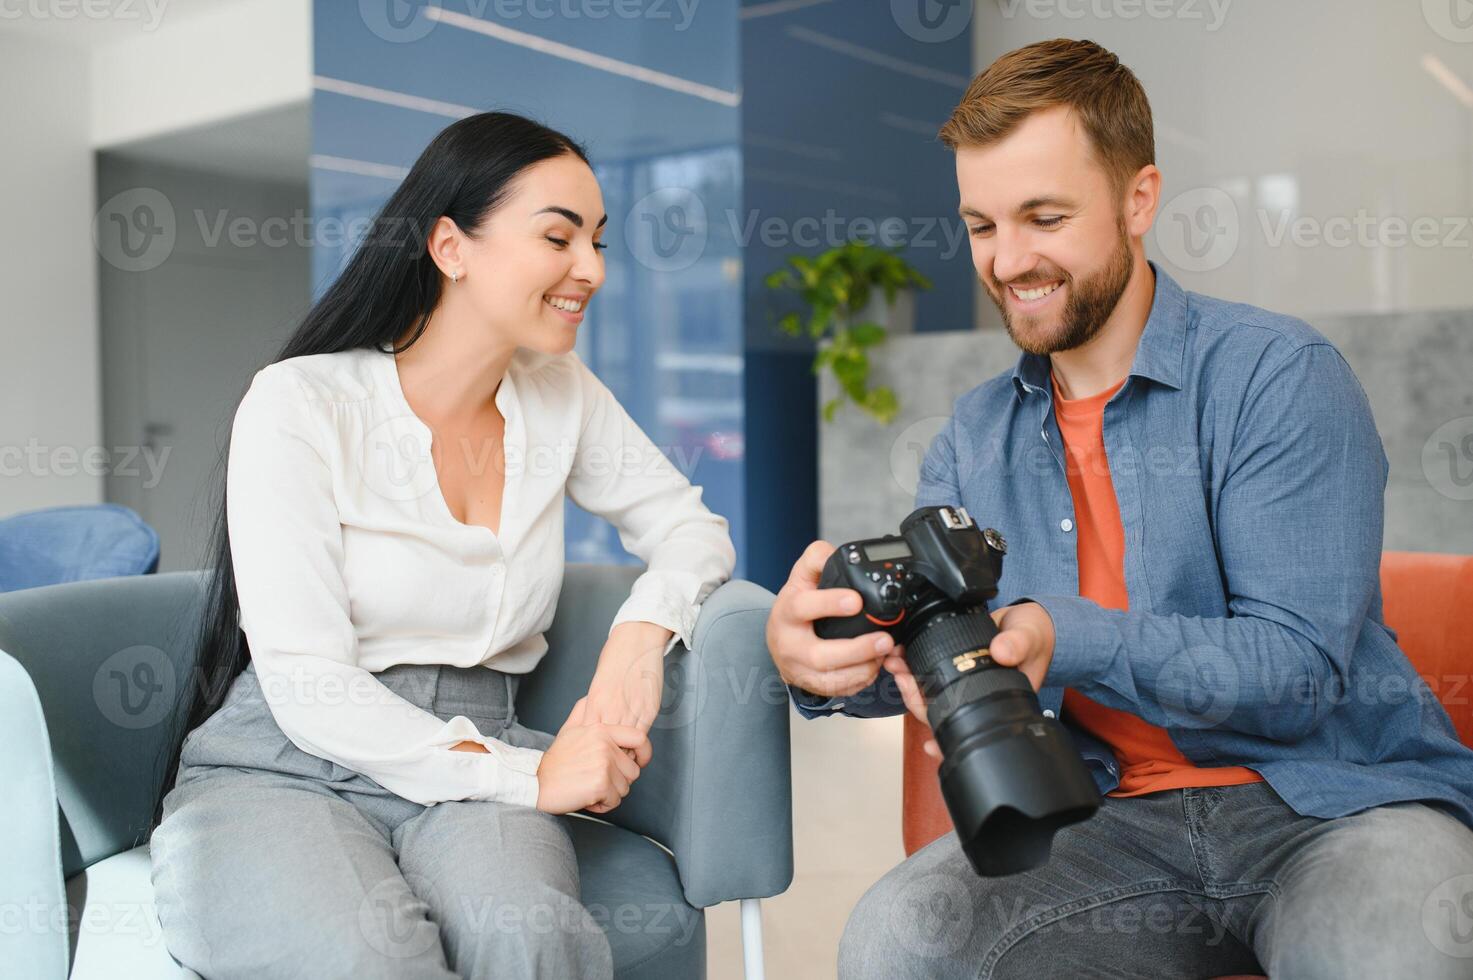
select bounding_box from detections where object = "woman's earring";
[450,270,460,283]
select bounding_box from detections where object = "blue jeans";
[839,781,1473,979]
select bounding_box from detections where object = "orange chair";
[900,551,1473,974]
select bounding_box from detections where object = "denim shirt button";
[1060,518,1074,533]
[1043,709,1056,719]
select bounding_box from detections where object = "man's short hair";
[939,38,1156,201]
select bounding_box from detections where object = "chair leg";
[740,898,766,980]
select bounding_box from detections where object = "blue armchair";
[0,564,790,979]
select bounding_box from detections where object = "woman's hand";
[535,697,652,814]
[579,621,670,760]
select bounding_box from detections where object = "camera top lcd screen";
[863,540,912,561]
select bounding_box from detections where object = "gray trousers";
[150,660,614,980]
[839,780,1473,979]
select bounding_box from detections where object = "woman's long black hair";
[147,112,589,834]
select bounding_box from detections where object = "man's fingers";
[886,656,929,727]
[923,739,940,759]
[807,632,894,673]
[787,587,864,623]
[990,631,1023,666]
[788,540,837,589]
[795,661,881,700]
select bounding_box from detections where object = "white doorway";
[97,103,311,572]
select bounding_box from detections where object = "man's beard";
[987,221,1135,357]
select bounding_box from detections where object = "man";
[766,38,1473,979]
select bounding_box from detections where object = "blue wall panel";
[739,0,973,590]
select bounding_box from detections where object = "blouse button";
[1060,518,1074,533]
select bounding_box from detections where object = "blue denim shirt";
[792,261,1473,827]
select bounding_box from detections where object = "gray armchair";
[0,564,790,979]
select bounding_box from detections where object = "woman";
[147,112,735,980]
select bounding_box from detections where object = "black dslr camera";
[815,505,1099,876]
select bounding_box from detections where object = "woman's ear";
[426,215,466,280]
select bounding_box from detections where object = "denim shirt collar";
[1010,259,1189,399]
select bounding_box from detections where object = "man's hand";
[884,601,1058,761]
[766,540,896,700]
[987,602,1056,691]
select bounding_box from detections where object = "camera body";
[815,506,1099,877]
[815,505,1007,691]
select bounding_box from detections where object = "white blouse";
[224,345,735,809]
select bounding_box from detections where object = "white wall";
[0,0,310,520]
[0,33,103,514]
[968,0,1473,325]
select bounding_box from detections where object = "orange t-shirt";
[1052,373,1261,796]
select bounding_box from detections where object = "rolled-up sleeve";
[564,357,736,654]
[226,367,544,807]
[1027,343,1387,743]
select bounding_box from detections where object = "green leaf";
[778,312,801,336]
[849,322,886,347]
[865,387,899,425]
[832,348,867,386]
[822,398,842,423]
[807,303,835,339]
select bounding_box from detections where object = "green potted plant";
[764,240,932,425]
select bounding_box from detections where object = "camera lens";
[905,609,1099,878]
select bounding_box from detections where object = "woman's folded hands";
[536,620,670,814]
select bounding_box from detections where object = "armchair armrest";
[0,648,69,980]
[517,565,792,909]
